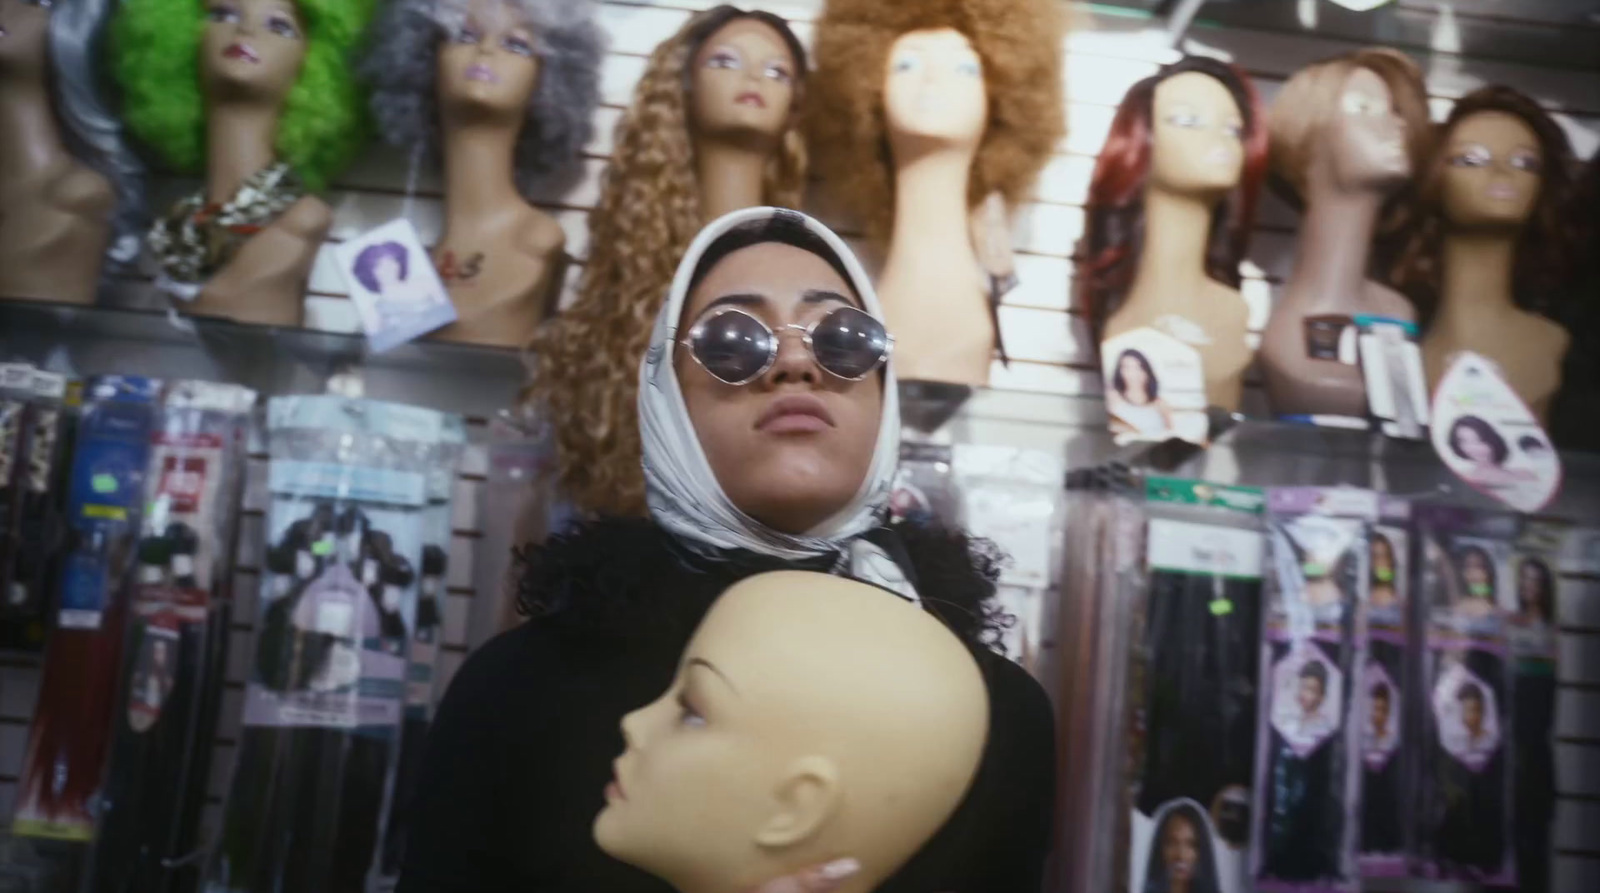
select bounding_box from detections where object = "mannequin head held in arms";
[526,5,809,518]
[594,571,989,893]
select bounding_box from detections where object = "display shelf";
[0,297,527,419]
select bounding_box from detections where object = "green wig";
[112,0,376,190]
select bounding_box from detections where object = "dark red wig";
[1076,55,1269,345]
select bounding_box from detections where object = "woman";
[1370,532,1400,610]
[400,208,1055,892]
[1108,349,1175,437]
[1143,801,1221,893]
[1454,544,1499,619]
[1448,416,1533,488]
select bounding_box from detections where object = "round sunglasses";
[680,305,894,386]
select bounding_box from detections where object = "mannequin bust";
[366,0,601,349]
[1081,57,1268,413]
[808,0,1063,387]
[594,571,988,893]
[527,5,808,517]
[0,0,117,305]
[114,0,375,327]
[1391,86,1578,422]
[1261,50,1432,419]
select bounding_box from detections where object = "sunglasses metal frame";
[679,305,895,386]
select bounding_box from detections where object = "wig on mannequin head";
[45,0,147,265]
[1267,48,1432,207]
[525,5,808,518]
[1388,85,1578,323]
[362,0,604,196]
[804,0,1064,247]
[1076,55,1268,344]
[110,0,377,190]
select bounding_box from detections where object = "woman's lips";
[465,63,499,84]
[756,394,835,434]
[223,43,260,63]
[735,90,767,108]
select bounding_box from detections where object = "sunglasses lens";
[690,310,774,384]
[811,307,890,380]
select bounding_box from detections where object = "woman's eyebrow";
[702,293,769,314]
[801,289,857,307]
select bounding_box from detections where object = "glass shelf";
[0,298,528,419]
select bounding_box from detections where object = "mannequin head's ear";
[754,756,840,849]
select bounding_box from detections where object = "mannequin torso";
[430,207,565,347]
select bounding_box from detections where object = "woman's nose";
[763,327,821,386]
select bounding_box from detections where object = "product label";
[1148,519,1264,580]
[1147,477,1266,514]
[269,461,427,507]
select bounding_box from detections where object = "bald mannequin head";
[593,571,989,893]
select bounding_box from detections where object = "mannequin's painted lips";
[1486,182,1519,201]
[605,763,627,801]
[756,394,834,434]
[465,63,499,84]
[223,43,261,63]
[735,91,766,108]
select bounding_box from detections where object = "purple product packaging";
[1252,487,1373,893]
[1411,504,1518,886]
[1358,496,1412,875]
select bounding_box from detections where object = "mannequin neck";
[1128,187,1216,304]
[206,101,283,204]
[1435,228,1519,332]
[439,120,526,242]
[1286,184,1385,307]
[887,147,978,264]
[0,76,68,186]
[695,137,769,222]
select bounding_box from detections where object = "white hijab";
[638,207,916,602]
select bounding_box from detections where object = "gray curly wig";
[363,0,605,195]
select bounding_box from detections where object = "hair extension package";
[0,365,70,653]
[1128,478,1266,893]
[1358,497,1412,876]
[1412,505,1518,885]
[88,381,256,893]
[1252,488,1374,893]
[1508,522,1565,893]
[12,376,161,842]
[206,396,454,893]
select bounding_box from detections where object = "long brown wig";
[804,0,1064,247]
[1076,56,1269,345]
[1388,85,1578,323]
[526,6,808,518]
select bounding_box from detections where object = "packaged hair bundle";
[0,365,70,653]
[12,376,161,841]
[1252,488,1373,893]
[88,382,256,893]
[206,397,450,893]
[1509,522,1565,893]
[1412,505,1518,885]
[1358,497,1413,876]
[1127,478,1266,893]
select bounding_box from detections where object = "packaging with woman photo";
[1252,488,1373,893]
[1412,505,1517,885]
[1359,497,1412,876]
[1431,352,1560,512]
[1509,523,1566,892]
[1128,479,1267,893]
[336,219,458,353]
[1101,328,1209,446]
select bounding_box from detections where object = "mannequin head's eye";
[451,25,482,44]
[704,47,743,71]
[1509,151,1542,174]
[266,12,300,39]
[1447,144,1492,168]
[676,692,707,728]
[891,53,920,75]
[1221,121,1244,139]
[1164,110,1203,129]
[762,60,794,85]
[503,32,535,57]
[955,57,982,78]
[206,3,240,24]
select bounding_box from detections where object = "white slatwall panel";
[4,1,1597,885]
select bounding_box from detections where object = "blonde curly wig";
[805,0,1064,246]
[527,5,808,518]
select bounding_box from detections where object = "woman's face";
[1371,538,1394,580]
[1519,562,1546,613]
[1323,66,1410,190]
[1440,110,1543,230]
[1297,675,1325,716]
[883,28,988,151]
[1462,551,1492,595]
[1462,696,1484,736]
[0,0,51,75]
[688,18,798,143]
[1161,814,1199,883]
[1151,71,1245,197]
[1118,354,1149,401]
[1453,424,1495,465]
[677,242,883,535]
[201,0,307,103]
[375,255,404,290]
[437,0,542,120]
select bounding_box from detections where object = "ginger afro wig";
[111,0,377,190]
[805,0,1064,246]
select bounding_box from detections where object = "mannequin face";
[882,28,988,151]
[0,0,52,77]
[437,0,542,121]
[1439,110,1543,230]
[689,18,798,144]
[676,242,882,535]
[1150,72,1245,197]
[201,0,307,104]
[1319,67,1410,190]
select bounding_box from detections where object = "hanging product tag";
[1356,315,1430,440]
[1100,327,1209,446]
[1431,352,1560,512]
[335,219,458,354]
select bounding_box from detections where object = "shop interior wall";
[0,0,1597,886]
